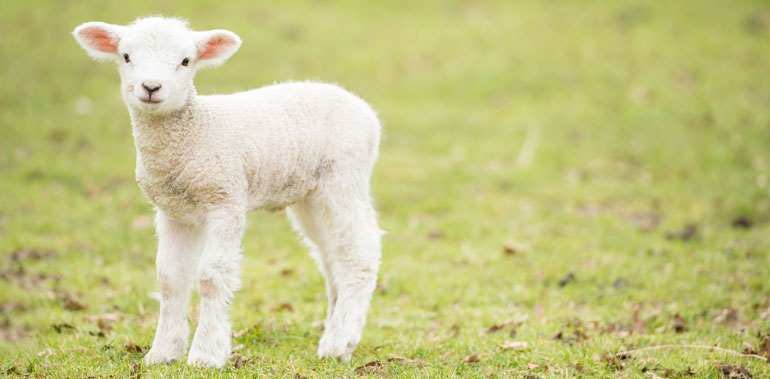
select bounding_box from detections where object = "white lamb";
[73,16,383,368]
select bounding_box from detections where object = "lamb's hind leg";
[145,211,202,364]
[312,197,382,361]
[287,202,338,329]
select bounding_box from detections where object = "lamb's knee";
[198,276,218,299]
[157,265,189,300]
[196,259,242,302]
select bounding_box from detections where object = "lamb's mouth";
[140,98,164,104]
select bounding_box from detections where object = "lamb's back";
[197,82,380,211]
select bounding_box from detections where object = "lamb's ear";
[194,30,241,68]
[73,22,124,61]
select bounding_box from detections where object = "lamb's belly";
[245,159,335,211]
[247,191,306,212]
[247,180,313,212]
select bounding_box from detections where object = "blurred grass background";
[1,0,770,377]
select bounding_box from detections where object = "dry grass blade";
[387,355,424,366]
[516,124,540,168]
[501,341,528,350]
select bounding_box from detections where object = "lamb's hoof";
[144,347,182,365]
[317,335,356,362]
[187,347,228,368]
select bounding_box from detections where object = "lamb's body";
[133,82,380,222]
[73,17,383,368]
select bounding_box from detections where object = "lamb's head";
[73,17,241,115]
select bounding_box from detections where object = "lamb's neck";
[129,90,200,156]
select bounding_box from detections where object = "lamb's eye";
[181,57,189,66]
[123,53,130,63]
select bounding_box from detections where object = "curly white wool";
[73,16,382,368]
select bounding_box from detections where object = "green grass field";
[2,0,770,377]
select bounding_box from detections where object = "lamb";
[72,16,383,368]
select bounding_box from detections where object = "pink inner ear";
[198,35,232,59]
[81,27,118,53]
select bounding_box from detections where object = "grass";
[2,0,770,377]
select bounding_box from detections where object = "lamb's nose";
[142,82,162,95]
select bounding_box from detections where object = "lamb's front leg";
[145,211,202,364]
[187,209,245,368]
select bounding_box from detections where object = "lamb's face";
[116,22,201,114]
[73,17,241,115]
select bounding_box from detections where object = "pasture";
[1,0,769,377]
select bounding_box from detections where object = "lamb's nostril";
[142,82,162,95]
